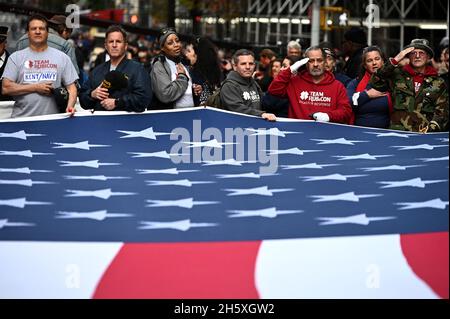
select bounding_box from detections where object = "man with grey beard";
[268,46,352,124]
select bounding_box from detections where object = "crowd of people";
[0,14,448,133]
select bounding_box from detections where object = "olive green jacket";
[370,62,448,132]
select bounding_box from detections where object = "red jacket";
[268,68,353,123]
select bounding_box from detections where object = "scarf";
[357,71,393,114]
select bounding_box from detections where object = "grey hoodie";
[219,70,264,116]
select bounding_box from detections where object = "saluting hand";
[394,47,415,63]
[290,58,310,74]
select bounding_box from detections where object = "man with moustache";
[268,46,352,124]
[371,39,448,132]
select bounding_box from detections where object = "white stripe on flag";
[0,241,122,299]
[255,234,438,299]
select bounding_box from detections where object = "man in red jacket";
[268,46,352,124]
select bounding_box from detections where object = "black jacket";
[80,58,152,112]
[343,47,364,80]
[0,50,11,101]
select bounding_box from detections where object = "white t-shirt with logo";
[166,59,194,108]
[2,47,78,117]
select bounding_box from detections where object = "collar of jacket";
[106,57,129,71]
[403,64,438,77]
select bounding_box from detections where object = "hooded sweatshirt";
[402,64,438,94]
[219,70,264,116]
[268,68,352,123]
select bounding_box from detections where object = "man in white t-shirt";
[1,14,78,118]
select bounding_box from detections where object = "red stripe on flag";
[400,232,449,299]
[93,241,261,299]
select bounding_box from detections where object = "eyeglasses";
[308,58,324,64]
[408,51,427,57]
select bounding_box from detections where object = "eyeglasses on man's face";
[408,50,427,58]
[308,58,324,64]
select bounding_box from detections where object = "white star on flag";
[418,156,449,162]
[128,151,187,159]
[146,198,219,209]
[63,175,130,181]
[52,141,110,150]
[359,165,424,172]
[0,219,35,229]
[395,198,449,210]
[58,160,120,168]
[377,177,448,189]
[227,207,303,218]
[245,128,301,137]
[224,186,294,196]
[183,139,236,148]
[65,189,137,200]
[0,198,52,208]
[264,147,322,156]
[138,219,218,231]
[117,127,172,140]
[136,168,198,175]
[333,153,393,160]
[0,150,54,158]
[0,130,45,140]
[145,179,215,187]
[203,159,247,166]
[316,213,396,226]
[300,174,367,182]
[215,172,278,179]
[364,132,414,138]
[392,144,448,151]
[311,138,369,145]
[309,192,382,202]
[0,179,55,187]
[56,210,133,221]
[281,163,340,170]
[0,167,52,174]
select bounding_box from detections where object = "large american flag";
[0,107,448,299]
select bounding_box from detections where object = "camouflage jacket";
[370,62,448,132]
